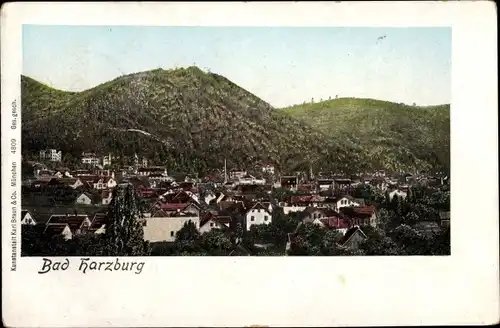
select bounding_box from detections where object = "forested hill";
[282,98,450,173]
[21,67,358,174]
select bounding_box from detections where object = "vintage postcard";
[2,1,498,327]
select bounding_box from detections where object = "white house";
[282,205,307,215]
[81,152,101,166]
[262,163,276,175]
[143,214,200,243]
[245,202,272,231]
[204,191,217,205]
[335,196,361,211]
[389,189,408,201]
[39,149,62,162]
[43,223,73,240]
[199,216,231,234]
[101,190,113,205]
[238,175,266,185]
[102,153,113,167]
[21,210,36,225]
[75,192,93,205]
[46,214,92,236]
[137,166,168,177]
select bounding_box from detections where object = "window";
[251,216,255,221]
[170,231,174,237]
[264,216,268,221]
[210,222,214,227]
[258,209,261,213]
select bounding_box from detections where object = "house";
[261,163,276,175]
[137,166,168,177]
[101,190,113,205]
[338,226,367,250]
[339,205,377,227]
[388,188,408,201]
[300,207,353,235]
[74,169,93,177]
[153,202,201,217]
[245,202,272,231]
[46,214,92,236]
[43,223,73,240]
[75,192,93,205]
[238,175,266,185]
[89,213,107,234]
[290,195,325,208]
[199,213,232,234]
[102,153,113,167]
[204,190,217,205]
[39,149,62,162]
[335,195,362,211]
[21,210,37,225]
[317,178,334,191]
[143,213,200,243]
[81,152,101,166]
[36,169,54,180]
[229,168,247,180]
[333,178,352,190]
[59,178,84,189]
[280,176,299,191]
[98,177,117,190]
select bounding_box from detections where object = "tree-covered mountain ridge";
[22,67,449,174]
[281,97,450,173]
[22,67,355,174]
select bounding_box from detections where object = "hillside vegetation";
[282,98,450,172]
[22,67,359,174]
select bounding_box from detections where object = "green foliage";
[21,69,354,174]
[103,184,151,256]
[282,97,450,172]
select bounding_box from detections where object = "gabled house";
[46,214,92,236]
[338,226,367,250]
[75,192,93,205]
[59,178,84,189]
[81,152,101,166]
[300,207,353,235]
[388,188,408,201]
[335,195,362,211]
[245,202,272,231]
[21,210,37,225]
[43,223,73,240]
[339,205,377,227]
[199,212,232,234]
[153,202,201,217]
[89,213,107,234]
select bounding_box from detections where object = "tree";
[199,230,232,255]
[103,184,151,256]
[171,221,204,255]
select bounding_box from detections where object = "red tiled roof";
[340,205,376,218]
[320,217,353,229]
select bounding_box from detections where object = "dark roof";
[44,223,70,236]
[339,226,367,246]
[47,214,90,233]
[89,213,108,231]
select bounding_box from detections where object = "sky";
[23,25,451,107]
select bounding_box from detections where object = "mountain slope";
[22,67,356,174]
[282,98,450,172]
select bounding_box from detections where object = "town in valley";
[21,149,450,256]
